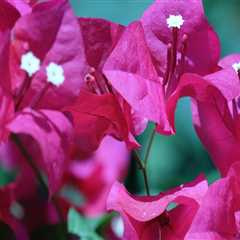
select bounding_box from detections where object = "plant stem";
[133,125,156,196]
[142,167,150,196]
[133,150,144,170]
[143,125,156,166]
[133,150,150,195]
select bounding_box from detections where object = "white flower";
[232,62,240,73]
[46,62,65,87]
[20,51,40,77]
[166,14,184,29]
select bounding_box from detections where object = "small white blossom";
[20,51,40,77]
[166,14,184,29]
[46,62,65,87]
[232,62,240,73]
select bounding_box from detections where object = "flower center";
[46,62,65,87]
[20,51,40,77]
[17,52,65,110]
[84,67,112,95]
[163,14,188,97]
[166,15,184,29]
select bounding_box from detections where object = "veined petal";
[7,108,74,196]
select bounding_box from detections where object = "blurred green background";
[70,0,240,194]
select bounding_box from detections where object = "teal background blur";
[70,0,240,194]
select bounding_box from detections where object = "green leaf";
[67,208,103,240]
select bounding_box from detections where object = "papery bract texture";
[141,0,220,75]
[65,90,139,153]
[185,162,240,239]
[11,0,88,109]
[6,0,33,15]
[165,70,240,176]
[0,32,15,141]
[0,29,11,92]
[107,177,208,239]
[79,17,124,70]
[103,21,170,132]
[182,56,240,176]
[7,108,73,196]
[0,0,20,32]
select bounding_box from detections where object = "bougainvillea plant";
[0,0,240,239]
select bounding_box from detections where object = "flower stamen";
[171,27,179,77]
[165,28,179,96]
[84,68,112,95]
[84,72,101,95]
[163,43,173,87]
[179,34,188,76]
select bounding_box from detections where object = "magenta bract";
[7,108,74,196]
[186,162,240,239]
[107,177,208,239]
